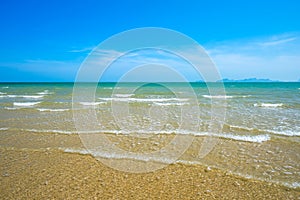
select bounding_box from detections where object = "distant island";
[195,78,281,82]
[217,78,280,82]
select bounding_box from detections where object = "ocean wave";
[37,90,52,95]
[0,127,8,131]
[18,128,270,143]
[113,94,134,98]
[14,102,41,107]
[22,128,75,134]
[265,130,300,136]
[22,95,44,99]
[254,103,283,108]
[217,133,270,143]
[153,102,189,106]
[182,131,270,143]
[4,107,19,110]
[0,92,6,94]
[202,95,250,99]
[2,95,44,99]
[98,97,189,102]
[202,95,234,99]
[60,148,90,155]
[55,101,71,104]
[225,124,300,137]
[79,102,106,106]
[60,147,176,164]
[2,86,9,89]
[102,87,121,90]
[37,108,70,112]
[224,124,254,131]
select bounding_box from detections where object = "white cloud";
[74,33,300,82]
[68,47,95,53]
[83,48,204,82]
[258,37,297,47]
[206,33,300,81]
[10,33,298,82]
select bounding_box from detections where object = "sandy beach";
[1,146,299,199]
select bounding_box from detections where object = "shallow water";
[0,82,299,188]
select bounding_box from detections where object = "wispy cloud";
[206,33,300,81]
[75,48,206,82]
[73,33,300,82]
[3,33,298,82]
[258,37,297,47]
[68,47,95,53]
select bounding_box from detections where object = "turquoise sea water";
[0,82,299,188]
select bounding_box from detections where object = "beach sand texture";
[0,133,299,199]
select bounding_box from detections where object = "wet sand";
[1,147,299,199]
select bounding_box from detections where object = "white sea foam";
[0,92,6,94]
[55,101,70,104]
[4,107,19,110]
[37,108,70,112]
[25,129,121,134]
[229,172,300,189]
[0,127,8,131]
[217,133,270,143]
[103,87,113,89]
[3,95,44,99]
[37,90,52,95]
[19,128,270,143]
[202,95,251,99]
[113,94,134,98]
[60,148,175,164]
[61,148,90,155]
[153,102,189,106]
[98,97,188,102]
[79,102,106,106]
[227,124,300,137]
[202,95,233,99]
[254,103,283,108]
[22,95,44,99]
[2,86,9,89]
[180,131,270,143]
[265,130,300,136]
[22,128,75,134]
[14,102,41,107]
[226,124,254,131]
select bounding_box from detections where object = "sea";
[0,82,299,188]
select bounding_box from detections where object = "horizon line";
[0,81,299,84]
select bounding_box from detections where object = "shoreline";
[1,148,299,199]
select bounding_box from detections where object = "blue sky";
[0,0,299,82]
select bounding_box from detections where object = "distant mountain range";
[217,78,280,82]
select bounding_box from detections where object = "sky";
[0,0,299,82]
